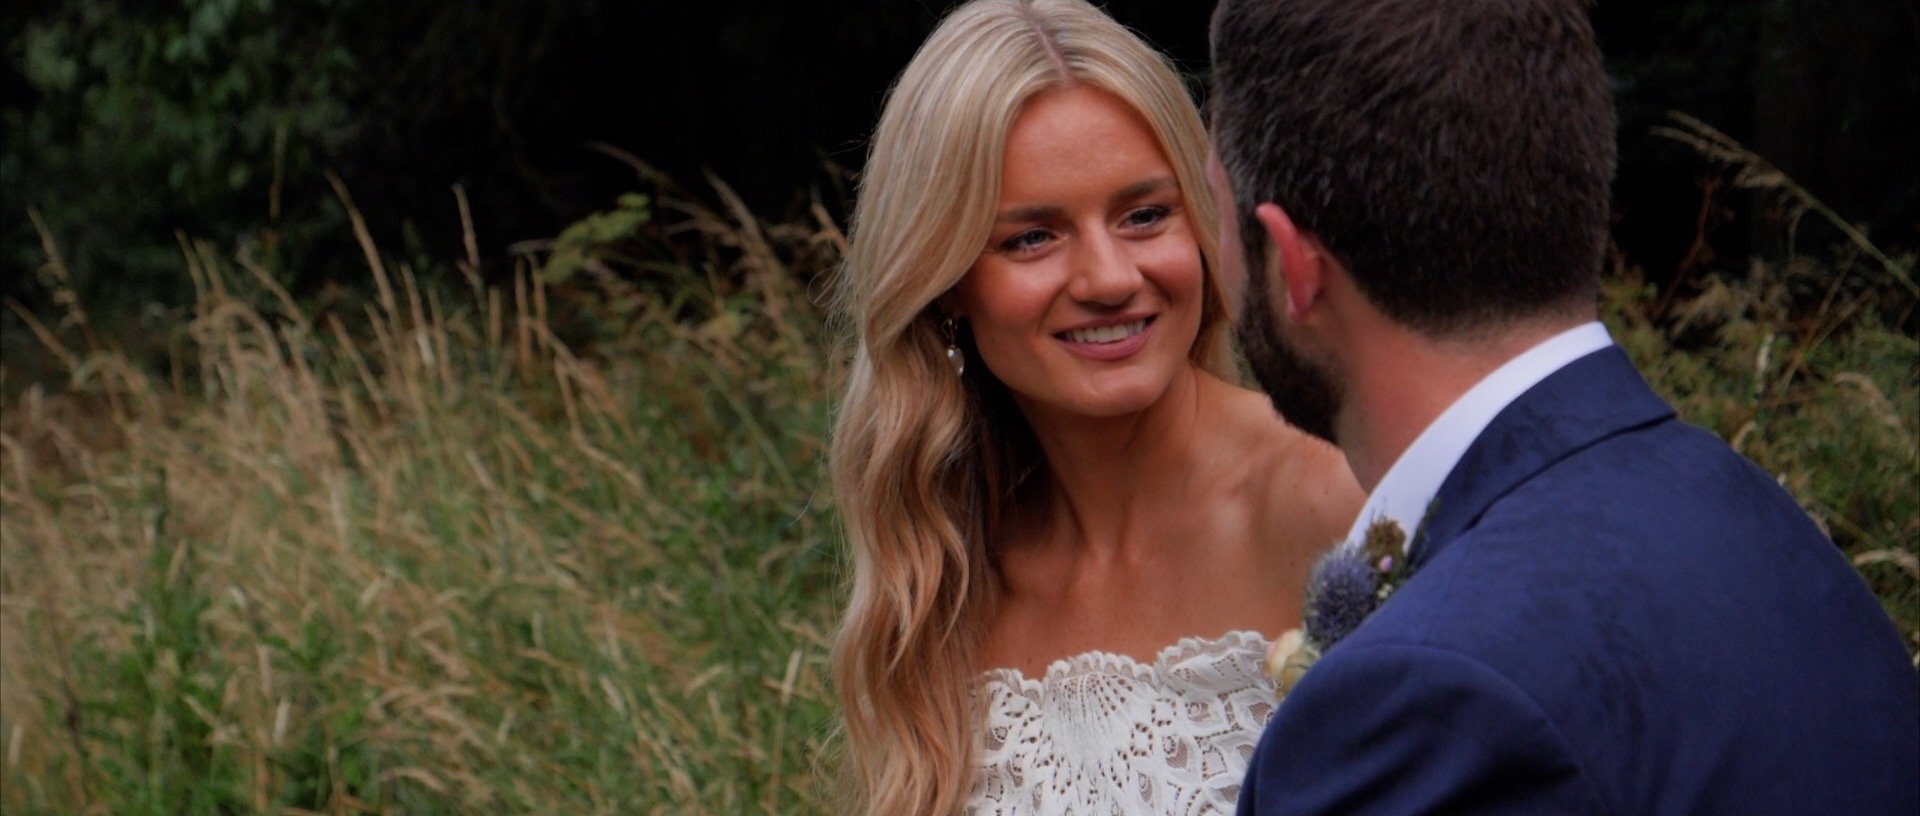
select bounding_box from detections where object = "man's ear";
[1253,202,1323,322]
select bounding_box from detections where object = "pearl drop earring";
[940,316,965,377]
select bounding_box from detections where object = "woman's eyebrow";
[1112,176,1177,204]
[995,177,1179,223]
[995,204,1063,223]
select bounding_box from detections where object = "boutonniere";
[1264,518,1420,698]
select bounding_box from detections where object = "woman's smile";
[1056,315,1156,360]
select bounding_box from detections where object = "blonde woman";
[829,1,1361,813]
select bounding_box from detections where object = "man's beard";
[1234,244,1343,444]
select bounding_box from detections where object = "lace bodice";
[968,630,1278,815]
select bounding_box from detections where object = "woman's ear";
[1253,202,1325,322]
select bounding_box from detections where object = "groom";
[1205,1,1919,813]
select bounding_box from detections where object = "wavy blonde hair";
[828,1,1233,813]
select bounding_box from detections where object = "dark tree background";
[3,0,1916,322]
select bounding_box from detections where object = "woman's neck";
[1015,366,1227,558]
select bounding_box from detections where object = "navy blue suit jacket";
[1237,347,1919,815]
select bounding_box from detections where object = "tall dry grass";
[2,181,844,814]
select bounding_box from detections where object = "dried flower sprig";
[1265,518,1420,698]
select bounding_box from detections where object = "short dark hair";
[1210,0,1616,335]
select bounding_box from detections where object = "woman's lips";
[1055,316,1155,361]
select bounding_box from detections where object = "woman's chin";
[1019,368,1191,422]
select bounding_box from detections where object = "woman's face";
[952,85,1205,421]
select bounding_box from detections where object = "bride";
[828,1,1361,813]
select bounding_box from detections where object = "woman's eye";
[1123,205,1170,229]
[998,229,1051,253]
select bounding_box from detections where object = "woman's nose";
[1066,233,1142,306]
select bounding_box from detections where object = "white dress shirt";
[1341,321,1615,551]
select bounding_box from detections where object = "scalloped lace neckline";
[977,629,1271,691]
[967,628,1278,815]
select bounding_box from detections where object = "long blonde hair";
[829,1,1233,812]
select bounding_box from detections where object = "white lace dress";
[968,630,1278,815]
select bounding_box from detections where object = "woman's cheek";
[1139,239,1206,301]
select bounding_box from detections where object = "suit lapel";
[1411,346,1676,566]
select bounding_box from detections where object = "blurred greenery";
[4,0,358,304]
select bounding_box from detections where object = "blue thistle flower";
[1305,549,1379,649]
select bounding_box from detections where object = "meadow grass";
[3,185,845,814]
[2,171,1915,813]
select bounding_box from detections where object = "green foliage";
[85,478,249,814]
[4,0,357,309]
[539,193,655,285]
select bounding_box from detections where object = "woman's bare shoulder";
[1271,426,1363,547]
[1207,379,1363,549]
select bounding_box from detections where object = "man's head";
[1208,0,1616,440]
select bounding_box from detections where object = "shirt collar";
[1341,321,1615,550]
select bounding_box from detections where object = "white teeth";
[1064,319,1148,344]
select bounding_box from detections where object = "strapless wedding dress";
[968,630,1278,815]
